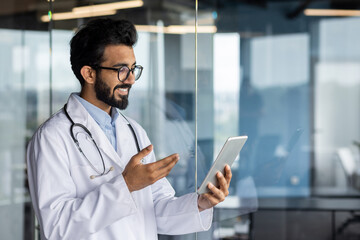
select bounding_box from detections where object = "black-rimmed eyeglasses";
[93,65,143,82]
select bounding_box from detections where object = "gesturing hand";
[122,145,179,192]
[197,165,232,211]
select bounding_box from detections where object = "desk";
[215,196,360,240]
[257,197,360,240]
[257,197,360,211]
[312,187,360,198]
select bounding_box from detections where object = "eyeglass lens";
[118,66,142,82]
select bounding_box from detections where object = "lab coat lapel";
[114,113,137,163]
[65,94,125,170]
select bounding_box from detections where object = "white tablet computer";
[197,136,248,195]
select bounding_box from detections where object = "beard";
[94,75,131,110]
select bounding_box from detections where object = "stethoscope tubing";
[63,104,140,179]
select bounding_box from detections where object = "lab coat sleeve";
[129,118,213,234]
[151,178,213,235]
[27,124,138,240]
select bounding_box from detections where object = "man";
[27,18,232,240]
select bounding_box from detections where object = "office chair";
[337,211,360,235]
[336,147,360,189]
[336,147,360,236]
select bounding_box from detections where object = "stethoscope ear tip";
[89,166,114,180]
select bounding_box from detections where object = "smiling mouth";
[114,84,131,96]
[117,87,129,95]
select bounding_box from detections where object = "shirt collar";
[74,93,119,127]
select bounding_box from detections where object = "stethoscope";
[63,104,141,179]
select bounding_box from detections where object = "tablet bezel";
[197,136,248,195]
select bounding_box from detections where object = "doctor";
[26,18,232,240]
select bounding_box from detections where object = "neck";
[80,85,111,115]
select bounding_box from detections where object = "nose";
[122,70,135,85]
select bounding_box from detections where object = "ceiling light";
[135,25,217,34]
[304,9,360,17]
[41,0,143,22]
[167,25,217,34]
[72,1,143,14]
[41,10,117,22]
[135,25,165,33]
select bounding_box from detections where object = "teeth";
[119,88,127,92]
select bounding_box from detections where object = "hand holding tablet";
[197,136,248,195]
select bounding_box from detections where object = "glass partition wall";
[1,0,202,239]
[202,1,360,240]
[1,0,360,240]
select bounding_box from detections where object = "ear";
[80,66,96,84]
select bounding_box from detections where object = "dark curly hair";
[70,18,138,86]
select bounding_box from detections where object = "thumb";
[129,144,153,165]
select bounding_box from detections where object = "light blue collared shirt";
[74,94,119,151]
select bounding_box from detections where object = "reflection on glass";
[239,34,310,197]
[0,28,52,239]
[52,30,80,112]
[315,18,360,189]
[2,0,360,238]
[0,29,27,240]
[124,30,205,196]
[211,31,258,240]
[213,33,240,159]
[199,0,360,238]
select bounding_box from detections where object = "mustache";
[113,84,132,93]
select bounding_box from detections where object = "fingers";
[224,165,232,186]
[123,147,179,192]
[146,154,179,180]
[128,153,179,187]
[208,182,227,202]
[129,145,153,165]
[147,153,179,170]
[217,172,226,188]
[156,154,179,170]
[202,169,231,205]
[201,191,223,207]
[157,155,179,178]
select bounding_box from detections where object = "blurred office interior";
[1,0,360,239]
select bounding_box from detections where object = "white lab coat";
[26,93,213,240]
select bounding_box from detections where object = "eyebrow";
[112,62,136,68]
